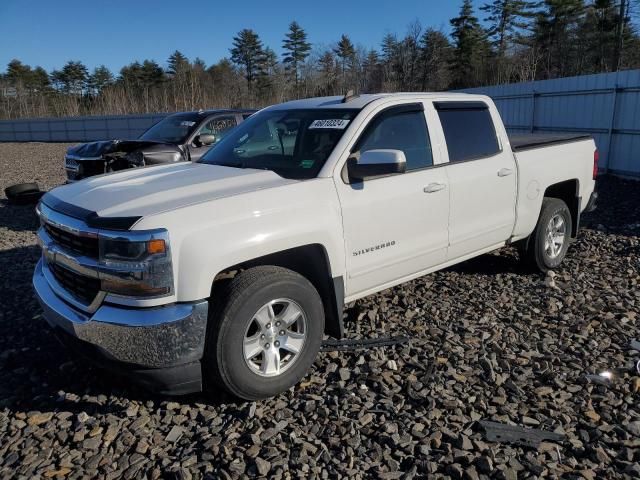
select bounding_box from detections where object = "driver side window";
[357,110,433,171]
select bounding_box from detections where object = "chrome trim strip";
[38,202,99,239]
[65,154,103,161]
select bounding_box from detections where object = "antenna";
[342,89,359,103]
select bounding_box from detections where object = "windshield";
[199,108,359,179]
[139,113,202,143]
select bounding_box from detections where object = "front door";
[335,103,450,297]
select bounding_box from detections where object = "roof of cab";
[169,108,256,117]
[269,92,482,110]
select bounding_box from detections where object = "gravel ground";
[0,142,639,479]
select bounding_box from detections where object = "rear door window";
[435,102,500,162]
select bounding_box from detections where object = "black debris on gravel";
[0,142,639,479]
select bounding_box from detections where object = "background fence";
[461,69,640,177]
[0,112,168,143]
[1,69,639,176]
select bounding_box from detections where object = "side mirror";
[348,149,407,181]
[197,133,216,146]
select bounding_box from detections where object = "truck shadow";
[0,200,40,233]
[0,244,241,418]
[446,248,527,276]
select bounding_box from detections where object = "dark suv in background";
[64,109,255,181]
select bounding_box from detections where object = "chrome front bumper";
[33,259,209,393]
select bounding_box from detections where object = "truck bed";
[509,133,592,152]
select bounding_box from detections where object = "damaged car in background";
[64,109,255,181]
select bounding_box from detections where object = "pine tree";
[28,66,50,91]
[380,33,400,88]
[333,34,356,92]
[256,47,278,96]
[193,57,207,72]
[533,0,586,78]
[481,0,536,56]
[6,59,32,84]
[230,29,265,93]
[362,49,383,92]
[282,21,311,96]
[88,65,114,95]
[139,60,164,88]
[396,22,423,90]
[419,29,453,91]
[450,0,491,88]
[52,60,88,95]
[317,51,338,96]
[119,60,164,89]
[167,50,190,75]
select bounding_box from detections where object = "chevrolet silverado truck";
[64,109,255,181]
[33,93,598,399]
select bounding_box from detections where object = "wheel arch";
[543,179,580,238]
[210,243,345,339]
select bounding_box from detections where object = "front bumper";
[33,259,208,395]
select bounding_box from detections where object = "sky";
[0,0,485,74]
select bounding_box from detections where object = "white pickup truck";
[33,93,598,399]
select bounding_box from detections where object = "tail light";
[593,149,599,180]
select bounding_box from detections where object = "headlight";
[99,230,173,298]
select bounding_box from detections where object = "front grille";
[64,156,79,169]
[44,223,99,258]
[49,263,101,304]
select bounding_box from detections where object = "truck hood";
[67,139,179,159]
[46,162,296,221]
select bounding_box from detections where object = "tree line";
[1,0,639,120]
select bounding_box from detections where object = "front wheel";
[519,198,573,273]
[204,266,324,400]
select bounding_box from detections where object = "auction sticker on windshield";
[309,119,350,129]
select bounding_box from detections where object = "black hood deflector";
[41,192,141,231]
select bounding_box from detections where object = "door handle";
[268,145,279,150]
[424,183,446,193]
[498,168,514,177]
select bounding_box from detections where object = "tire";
[4,183,43,205]
[519,198,572,273]
[204,266,325,400]
[5,182,39,196]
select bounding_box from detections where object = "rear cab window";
[434,101,500,163]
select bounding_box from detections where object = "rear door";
[335,102,450,297]
[434,101,517,260]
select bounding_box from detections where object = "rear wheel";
[519,198,572,273]
[204,266,324,400]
